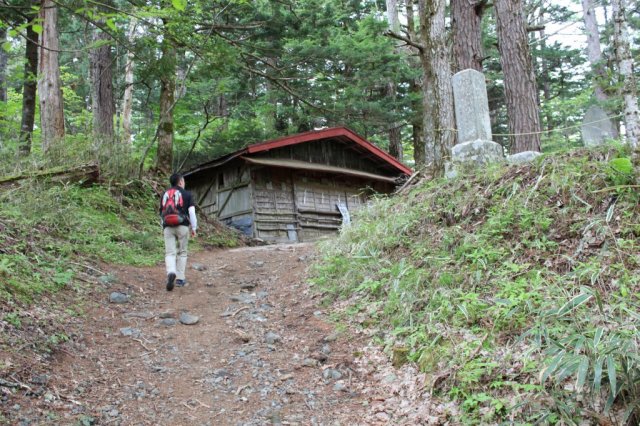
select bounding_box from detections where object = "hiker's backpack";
[161,188,185,227]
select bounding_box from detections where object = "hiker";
[160,173,197,291]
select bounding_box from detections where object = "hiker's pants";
[164,225,189,280]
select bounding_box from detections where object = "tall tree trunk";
[611,0,640,148]
[387,115,402,160]
[418,0,455,170]
[452,0,485,73]
[405,0,416,38]
[156,22,176,174]
[121,20,136,145]
[175,50,187,99]
[494,0,541,153]
[385,0,402,160]
[90,25,115,142]
[582,0,619,138]
[405,0,425,166]
[0,27,7,102]
[535,8,553,134]
[19,22,39,156]
[217,93,228,130]
[539,27,553,133]
[411,87,425,166]
[581,0,610,103]
[386,0,400,33]
[38,0,65,152]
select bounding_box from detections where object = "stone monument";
[581,105,616,147]
[449,69,503,175]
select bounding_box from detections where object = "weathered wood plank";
[218,208,253,220]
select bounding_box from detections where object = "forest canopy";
[0,0,638,177]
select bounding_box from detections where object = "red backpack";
[161,188,185,226]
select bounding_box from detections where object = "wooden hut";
[184,127,411,242]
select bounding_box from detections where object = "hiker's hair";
[170,173,183,187]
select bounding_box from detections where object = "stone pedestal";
[506,151,542,164]
[451,139,504,166]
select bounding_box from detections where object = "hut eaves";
[185,127,412,178]
[241,157,398,183]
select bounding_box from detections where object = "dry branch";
[384,30,424,52]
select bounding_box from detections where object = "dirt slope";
[3,244,430,425]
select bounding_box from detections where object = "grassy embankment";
[313,147,640,424]
[0,176,238,375]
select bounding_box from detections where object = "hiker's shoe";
[176,279,187,287]
[166,273,176,291]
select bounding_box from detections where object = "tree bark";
[155,21,176,175]
[217,93,228,129]
[494,0,541,153]
[411,91,425,166]
[90,26,115,142]
[386,0,401,33]
[385,0,402,160]
[18,21,38,156]
[175,50,187,99]
[611,0,640,148]
[121,19,136,145]
[38,0,65,152]
[418,0,455,170]
[581,0,610,103]
[581,0,619,138]
[264,56,278,132]
[387,117,402,160]
[405,0,416,38]
[404,0,425,167]
[0,27,7,102]
[539,26,553,133]
[533,6,552,134]
[452,0,485,73]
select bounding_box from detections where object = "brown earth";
[1,243,441,425]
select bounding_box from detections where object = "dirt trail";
[4,243,438,425]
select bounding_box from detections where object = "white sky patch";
[543,2,606,50]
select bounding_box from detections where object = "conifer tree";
[38,0,65,152]
[494,0,542,153]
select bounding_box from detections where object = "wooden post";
[290,172,301,242]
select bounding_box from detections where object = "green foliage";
[171,0,187,12]
[3,312,21,328]
[0,89,24,146]
[0,177,236,303]
[48,332,70,345]
[607,157,635,186]
[0,0,626,172]
[3,182,162,267]
[312,148,640,423]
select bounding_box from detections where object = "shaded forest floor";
[2,243,432,425]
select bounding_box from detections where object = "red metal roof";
[246,127,412,175]
[185,126,412,178]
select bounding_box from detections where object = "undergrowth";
[0,179,238,303]
[313,146,640,424]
